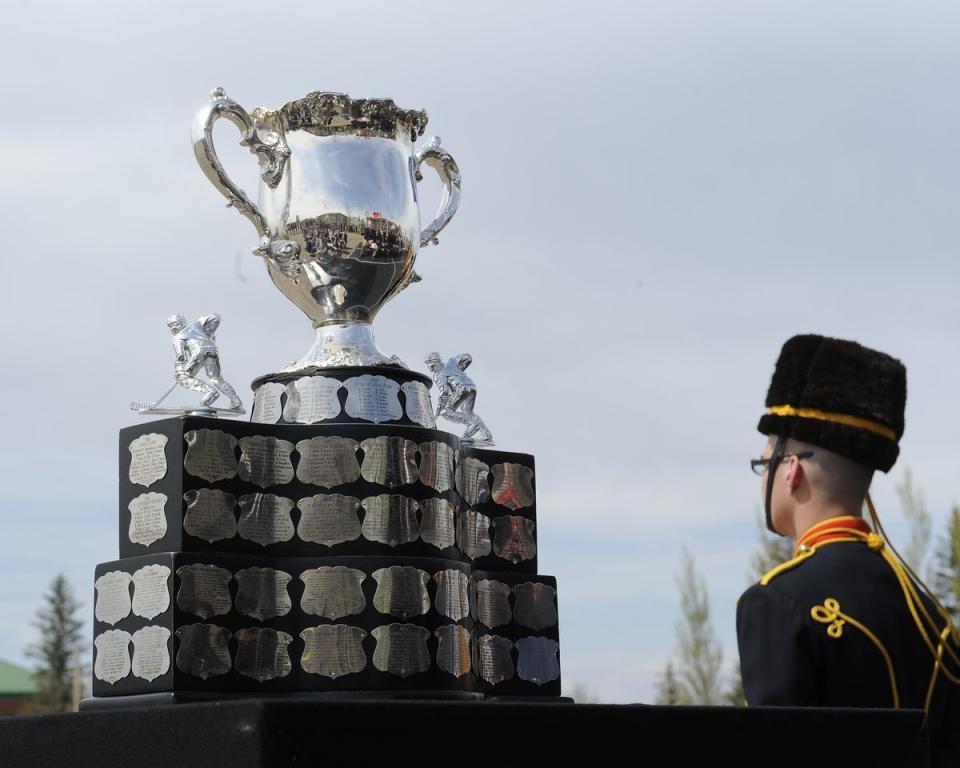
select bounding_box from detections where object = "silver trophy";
[192,88,461,371]
[426,353,494,446]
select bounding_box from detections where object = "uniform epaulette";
[759,548,817,586]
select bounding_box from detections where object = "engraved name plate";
[456,508,492,560]
[372,566,431,619]
[300,625,368,678]
[235,627,293,682]
[95,571,132,626]
[175,623,232,679]
[128,433,168,488]
[491,463,536,511]
[234,567,293,621]
[472,580,513,628]
[297,494,362,546]
[492,516,537,564]
[418,441,455,493]
[283,376,342,424]
[434,569,471,621]
[94,629,132,684]
[419,498,456,550]
[131,625,171,682]
[184,429,238,483]
[251,381,285,424]
[435,624,472,678]
[474,634,514,685]
[183,489,237,543]
[300,567,367,620]
[131,564,172,620]
[371,624,431,677]
[361,494,419,547]
[237,493,296,546]
[128,492,168,547]
[401,381,436,428]
[457,456,490,506]
[175,564,233,619]
[295,436,361,487]
[515,636,560,685]
[512,583,558,630]
[359,436,419,488]
[238,436,295,488]
[344,375,403,423]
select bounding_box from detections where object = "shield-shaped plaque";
[175,563,233,619]
[131,625,171,682]
[235,627,293,682]
[371,624,431,677]
[359,436,419,488]
[471,579,513,628]
[473,634,514,686]
[456,508,492,560]
[343,375,403,423]
[94,629,132,685]
[175,623,232,680]
[237,493,295,546]
[492,516,537,564]
[300,566,367,620]
[300,625,368,678]
[490,463,536,511]
[457,456,490,506]
[419,497,456,550]
[183,429,238,483]
[251,381,285,424]
[361,494,420,547]
[95,571,132,626]
[435,624,472,678]
[183,488,237,543]
[128,492,168,547]
[234,567,293,621]
[131,564,172,620]
[515,636,560,685]
[128,433,168,488]
[294,436,360,487]
[372,566,431,619]
[297,494,362,546]
[238,436,295,488]
[417,441,456,493]
[282,376,342,423]
[401,381,436,428]
[433,569,471,621]
[512,582,557,630]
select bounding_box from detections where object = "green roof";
[0,660,37,695]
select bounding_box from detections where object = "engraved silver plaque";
[295,436,361,487]
[234,567,293,621]
[238,436,295,488]
[418,441,456,493]
[237,493,296,546]
[300,625,368,678]
[435,624,472,678]
[251,381,286,424]
[434,569,470,621]
[371,624,431,677]
[456,508,492,560]
[344,375,403,423]
[512,583,557,630]
[131,625,171,682]
[457,456,490,505]
[128,492,168,547]
[359,436,419,488]
[175,623,232,679]
[183,429,238,483]
[300,567,367,620]
[472,579,513,628]
[515,636,560,685]
[297,494,362,546]
[95,571,132,626]
[372,566,431,619]
[401,381,436,428]
[492,516,537,564]
[175,564,233,619]
[491,463,535,511]
[474,634,514,685]
[128,433,168,488]
[283,376,342,423]
[183,489,237,543]
[419,498,456,550]
[131,564,172,620]
[94,629,132,684]
[361,494,420,547]
[235,627,293,682]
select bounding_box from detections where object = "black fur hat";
[757,335,906,472]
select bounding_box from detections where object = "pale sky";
[1,0,958,703]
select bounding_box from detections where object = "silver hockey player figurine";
[131,314,245,416]
[425,352,493,446]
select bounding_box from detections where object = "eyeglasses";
[750,451,813,476]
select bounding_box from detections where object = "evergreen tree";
[930,507,960,623]
[654,660,687,705]
[673,547,724,705]
[26,574,85,713]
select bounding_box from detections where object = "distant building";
[0,660,37,716]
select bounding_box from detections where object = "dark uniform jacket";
[737,517,960,767]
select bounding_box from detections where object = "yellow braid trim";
[767,405,897,441]
[760,548,817,586]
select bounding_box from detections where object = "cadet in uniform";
[736,335,960,766]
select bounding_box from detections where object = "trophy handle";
[191,88,289,239]
[414,136,461,248]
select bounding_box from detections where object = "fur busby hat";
[757,335,906,472]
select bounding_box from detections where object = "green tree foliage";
[26,574,85,713]
[930,507,960,624]
[896,466,931,574]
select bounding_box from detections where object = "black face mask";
[765,433,788,535]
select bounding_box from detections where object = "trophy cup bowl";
[192,89,461,371]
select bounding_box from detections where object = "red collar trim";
[796,516,872,553]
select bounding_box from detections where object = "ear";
[784,456,804,492]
